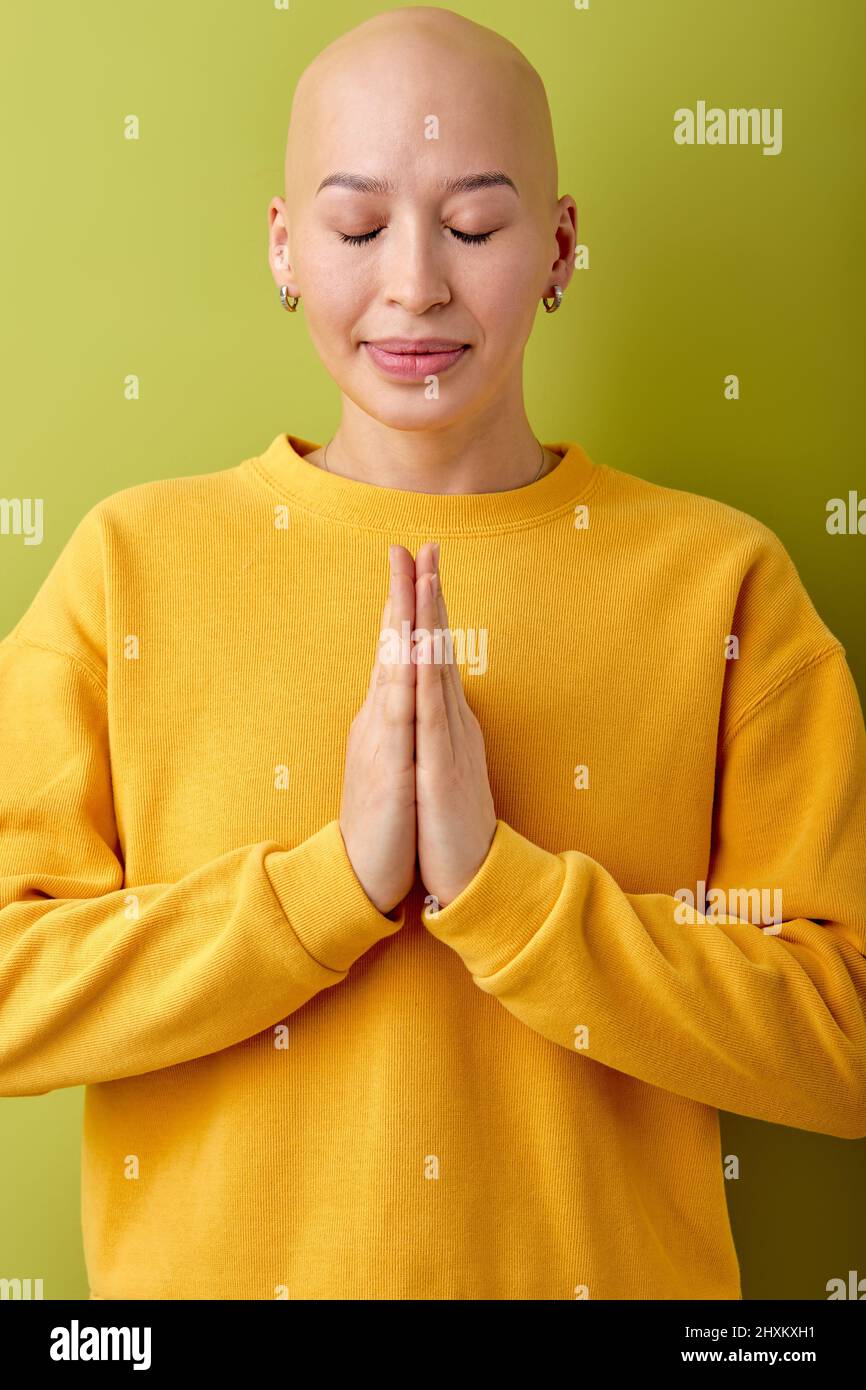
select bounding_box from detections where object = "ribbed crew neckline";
[247,432,602,536]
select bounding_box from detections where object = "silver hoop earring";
[542,285,563,313]
[280,286,301,312]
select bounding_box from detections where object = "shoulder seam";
[1,636,107,698]
[721,641,845,751]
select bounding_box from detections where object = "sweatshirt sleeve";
[423,643,866,1140]
[0,507,404,1097]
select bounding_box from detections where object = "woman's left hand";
[413,541,498,909]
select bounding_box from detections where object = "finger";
[372,545,416,765]
[432,554,471,737]
[361,587,391,712]
[414,562,453,770]
[369,545,412,701]
[417,542,466,738]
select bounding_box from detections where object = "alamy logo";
[49,1320,152,1371]
[0,1276,43,1298]
[674,101,782,156]
[826,491,865,534]
[674,880,783,932]
[378,619,488,676]
[0,497,43,545]
[826,1269,866,1299]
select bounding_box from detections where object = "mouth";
[361,339,471,379]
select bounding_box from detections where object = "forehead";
[290,44,537,193]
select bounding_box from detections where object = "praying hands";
[338,542,498,916]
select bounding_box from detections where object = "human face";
[269,28,575,433]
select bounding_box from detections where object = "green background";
[1,0,863,1299]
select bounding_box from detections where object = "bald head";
[284,5,558,219]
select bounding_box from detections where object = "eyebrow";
[315,170,519,197]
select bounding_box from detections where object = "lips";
[368,338,467,352]
[362,339,470,379]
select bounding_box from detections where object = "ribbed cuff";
[421,819,568,977]
[264,820,406,973]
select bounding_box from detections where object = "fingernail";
[432,542,440,573]
[431,572,439,597]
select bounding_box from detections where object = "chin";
[355,393,473,433]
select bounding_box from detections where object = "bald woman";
[272,6,571,491]
[2,5,865,1304]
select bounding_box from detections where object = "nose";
[380,214,452,314]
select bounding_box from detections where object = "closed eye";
[337,227,495,246]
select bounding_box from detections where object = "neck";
[318,391,555,494]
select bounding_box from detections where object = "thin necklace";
[321,437,546,484]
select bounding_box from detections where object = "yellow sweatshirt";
[1,432,865,1301]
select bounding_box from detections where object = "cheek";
[461,242,544,340]
[302,270,367,355]
[470,282,536,347]
[295,235,367,328]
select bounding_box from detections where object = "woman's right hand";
[338,545,417,915]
